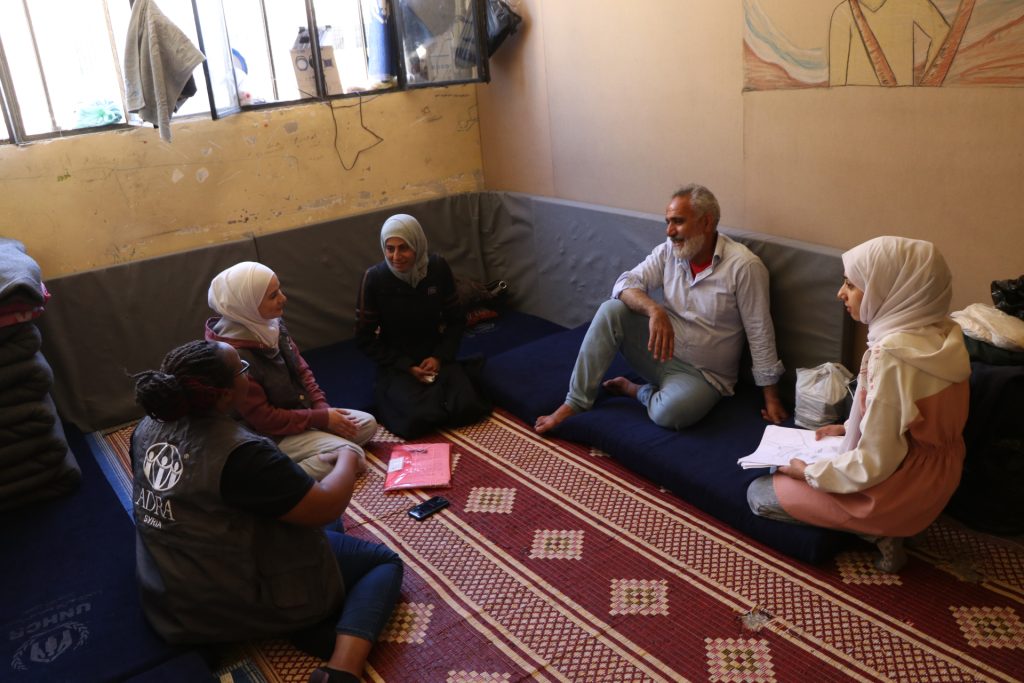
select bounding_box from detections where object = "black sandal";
[308,666,360,683]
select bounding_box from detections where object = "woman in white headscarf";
[207,262,377,479]
[747,236,970,573]
[355,214,491,438]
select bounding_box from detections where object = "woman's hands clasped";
[317,444,367,476]
[410,356,441,384]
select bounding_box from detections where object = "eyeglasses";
[235,359,250,376]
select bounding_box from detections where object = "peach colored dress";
[774,321,970,537]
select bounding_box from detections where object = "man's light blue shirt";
[611,232,785,395]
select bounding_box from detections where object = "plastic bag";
[483,0,522,57]
[992,274,1024,321]
[455,0,523,67]
[794,362,854,430]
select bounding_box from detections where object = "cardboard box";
[291,27,343,96]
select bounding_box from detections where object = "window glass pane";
[312,0,396,95]
[0,0,128,135]
[222,0,313,104]
[396,0,480,86]
[191,0,240,118]
[150,0,211,118]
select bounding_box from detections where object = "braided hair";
[133,340,235,421]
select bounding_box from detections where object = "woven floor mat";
[95,410,1024,682]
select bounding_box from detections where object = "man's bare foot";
[602,376,640,399]
[534,404,577,434]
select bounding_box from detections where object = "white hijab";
[380,214,429,288]
[840,236,953,452]
[843,236,952,346]
[207,261,281,349]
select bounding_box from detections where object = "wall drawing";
[744,0,1024,89]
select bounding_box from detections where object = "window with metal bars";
[0,0,488,145]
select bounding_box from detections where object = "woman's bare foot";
[602,376,640,399]
[534,404,577,434]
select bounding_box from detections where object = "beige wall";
[478,0,1024,311]
[1,86,482,278]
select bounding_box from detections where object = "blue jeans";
[290,532,403,657]
[746,474,803,525]
[328,532,404,642]
[566,299,721,429]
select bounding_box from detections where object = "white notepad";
[737,425,843,469]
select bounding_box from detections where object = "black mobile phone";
[408,496,450,521]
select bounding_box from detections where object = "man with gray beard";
[535,184,788,434]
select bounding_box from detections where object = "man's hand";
[815,424,845,440]
[620,288,674,363]
[760,385,788,424]
[326,408,358,439]
[647,308,675,363]
[778,458,807,480]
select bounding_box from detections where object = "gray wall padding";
[723,225,852,390]
[479,194,852,397]
[480,194,674,327]
[40,192,849,432]
[38,240,259,431]
[251,194,490,353]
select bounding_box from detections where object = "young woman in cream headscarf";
[206,262,377,480]
[747,236,970,573]
[355,214,491,438]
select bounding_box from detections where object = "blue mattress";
[479,323,849,565]
[0,424,212,683]
[304,310,567,411]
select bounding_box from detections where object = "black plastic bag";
[992,274,1024,321]
[484,0,522,56]
[456,0,522,66]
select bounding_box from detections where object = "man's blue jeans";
[566,299,721,429]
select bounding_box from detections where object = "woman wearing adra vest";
[131,340,402,683]
[206,261,377,480]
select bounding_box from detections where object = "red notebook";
[383,443,452,492]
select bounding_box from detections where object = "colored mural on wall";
[744,0,1024,89]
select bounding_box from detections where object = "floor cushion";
[481,324,849,564]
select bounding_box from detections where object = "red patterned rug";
[97,410,1024,682]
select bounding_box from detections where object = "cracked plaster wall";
[0,86,482,278]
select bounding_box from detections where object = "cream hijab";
[843,236,952,346]
[840,236,953,452]
[380,214,429,288]
[207,261,281,349]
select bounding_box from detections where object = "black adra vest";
[132,414,343,644]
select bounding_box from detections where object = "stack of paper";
[737,425,843,469]
[384,443,452,491]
